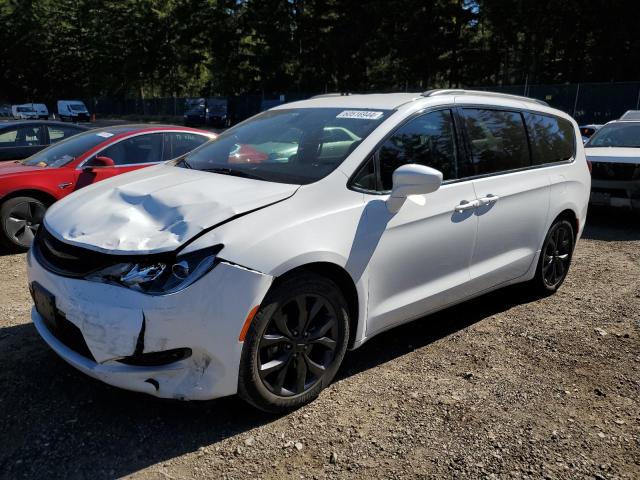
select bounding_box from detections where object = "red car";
[0,125,215,251]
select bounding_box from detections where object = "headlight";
[86,245,222,295]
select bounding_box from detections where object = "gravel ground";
[0,211,638,480]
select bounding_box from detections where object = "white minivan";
[28,90,590,411]
[57,100,90,122]
[30,103,49,119]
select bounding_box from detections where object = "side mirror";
[387,164,443,213]
[91,156,115,168]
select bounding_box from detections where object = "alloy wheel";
[542,223,572,288]
[257,294,339,397]
[5,200,45,246]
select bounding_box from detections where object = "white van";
[57,100,90,122]
[11,104,39,120]
[29,103,49,119]
[29,90,590,412]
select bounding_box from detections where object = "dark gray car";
[0,121,88,161]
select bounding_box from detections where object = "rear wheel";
[0,196,47,251]
[530,219,575,295]
[238,272,350,413]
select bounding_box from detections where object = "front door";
[351,109,479,335]
[75,133,165,190]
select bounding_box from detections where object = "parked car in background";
[579,124,602,143]
[0,105,12,117]
[30,103,49,120]
[0,121,87,162]
[12,105,39,120]
[183,101,206,126]
[585,119,640,210]
[57,100,90,122]
[619,110,640,121]
[26,90,589,412]
[0,125,214,250]
[206,99,230,127]
[184,97,230,127]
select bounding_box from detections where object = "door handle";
[478,194,500,206]
[454,199,480,212]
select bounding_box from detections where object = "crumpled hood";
[44,164,299,254]
[585,147,640,165]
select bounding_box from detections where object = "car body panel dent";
[44,164,300,254]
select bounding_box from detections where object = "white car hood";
[585,147,640,165]
[44,164,299,254]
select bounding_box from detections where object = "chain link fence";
[73,81,640,125]
[476,81,640,124]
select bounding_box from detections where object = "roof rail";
[420,89,549,107]
[310,92,352,99]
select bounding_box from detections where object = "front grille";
[34,226,171,278]
[118,348,192,367]
[34,227,122,277]
[51,312,95,361]
[591,162,640,181]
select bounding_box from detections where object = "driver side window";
[89,133,164,166]
[352,109,459,192]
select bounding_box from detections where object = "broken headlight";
[86,245,223,295]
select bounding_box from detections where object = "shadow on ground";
[0,283,534,479]
[582,208,640,241]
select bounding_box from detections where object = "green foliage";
[0,0,638,102]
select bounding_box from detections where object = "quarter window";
[374,109,458,191]
[461,109,530,175]
[524,113,575,164]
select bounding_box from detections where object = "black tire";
[530,218,575,295]
[0,196,47,252]
[238,272,350,413]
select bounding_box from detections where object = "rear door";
[458,107,550,290]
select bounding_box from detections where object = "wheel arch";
[271,261,361,348]
[1,189,58,207]
[553,208,579,237]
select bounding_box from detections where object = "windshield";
[17,107,35,112]
[69,104,87,112]
[586,122,640,148]
[178,108,390,184]
[20,130,108,167]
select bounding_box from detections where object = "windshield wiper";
[203,167,265,180]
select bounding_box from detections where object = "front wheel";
[530,219,575,295]
[238,272,350,413]
[0,196,47,251]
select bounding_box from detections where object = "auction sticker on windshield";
[336,110,384,120]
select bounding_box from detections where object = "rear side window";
[461,109,530,175]
[166,132,208,159]
[48,125,83,144]
[525,113,575,164]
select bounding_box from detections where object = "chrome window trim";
[349,103,578,196]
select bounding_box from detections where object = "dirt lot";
[0,211,638,480]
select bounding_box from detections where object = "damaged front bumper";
[27,250,273,400]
